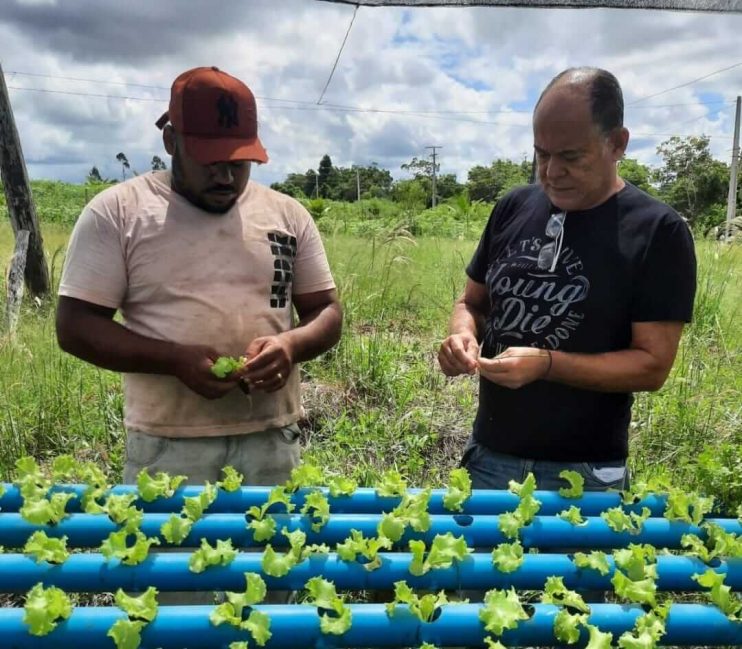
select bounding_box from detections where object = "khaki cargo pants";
[123,424,302,605]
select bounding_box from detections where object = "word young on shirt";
[486,237,589,350]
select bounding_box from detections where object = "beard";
[170,152,239,214]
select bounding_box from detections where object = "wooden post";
[6,229,30,336]
[725,96,741,240]
[0,62,50,298]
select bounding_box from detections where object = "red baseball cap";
[156,66,268,165]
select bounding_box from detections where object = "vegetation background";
[1,133,740,514]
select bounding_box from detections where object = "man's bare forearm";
[282,301,342,364]
[547,321,684,392]
[449,298,484,339]
[57,305,179,375]
[57,297,244,399]
[548,348,671,392]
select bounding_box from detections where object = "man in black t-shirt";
[438,67,696,491]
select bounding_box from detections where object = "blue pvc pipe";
[0,483,668,516]
[0,603,740,648]
[0,551,737,594]
[0,513,738,550]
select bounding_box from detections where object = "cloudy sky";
[1,0,741,187]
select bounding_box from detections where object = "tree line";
[269,136,738,235]
[82,136,738,235]
[86,154,167,184]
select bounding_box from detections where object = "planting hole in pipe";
[453,515,473,527]
[318,606,341,620]
[426,607,443,623]
[355,555,372,568]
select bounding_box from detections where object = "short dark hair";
[537,67,624,135]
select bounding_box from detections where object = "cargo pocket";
[278,423,302,445]
[126,431,169,468]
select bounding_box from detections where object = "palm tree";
[151,155,167,171]
[447,190,482,235]
[115,152,131,181]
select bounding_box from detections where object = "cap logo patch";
[216,93,239,128]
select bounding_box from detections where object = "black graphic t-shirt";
[466,182,696,461]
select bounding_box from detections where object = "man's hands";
[438,335,551,390]
[439,281,488,378]
[239,335,294,393]
[171,344,241,400]
[438,332,479,376]
[172,335,295,398]
[477,347,551,389]
[55,295,327,399]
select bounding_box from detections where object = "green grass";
[629,242,742,511]
[0,217,740,511]
[0,180,111,227]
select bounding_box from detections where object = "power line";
[631,130,727,139]
[3,70,343,106]
[628,99,734,110]
[3,83,525,124]
[317,4,360,104]
[301,98,734,114]
[5,70,171,90]
[7,85,165,102]
[6,83,735,118]
[4,83,330,107]
[629,60,742,105]
[5,69,737,113]
[677,111,718,126]
[5,85,731,139]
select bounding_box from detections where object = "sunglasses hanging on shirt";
[537,210,567,272]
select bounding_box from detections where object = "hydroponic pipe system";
[0,484,669,516]
[2,482,739,648]
[0,512,738,549]
[0,603,740,648]
[0,551,738,593]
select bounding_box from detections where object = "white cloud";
[0,0,739,185]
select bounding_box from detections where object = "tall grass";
[0,181,110,226]
[298,234,478,485]
[0,220,739,509]
[0,312,125,470]
[630,243,741,510]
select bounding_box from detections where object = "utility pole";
[725,95,741,240]
[529,151,537,184]
[315,172,319,199]
[0,61,50,297]
[356,168,361,202]
[426,145,442,208]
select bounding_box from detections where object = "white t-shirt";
[59,171,336,438]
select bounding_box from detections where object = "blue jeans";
[460,436,630,492]
[458,436,629,615]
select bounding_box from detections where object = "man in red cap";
[56,66,342,548]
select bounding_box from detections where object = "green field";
[0,195,740,513]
